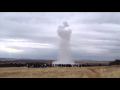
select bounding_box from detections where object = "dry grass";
[0,66,120,78]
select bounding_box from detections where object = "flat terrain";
[0,66,120,78]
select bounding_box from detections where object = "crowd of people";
[0,62,109,68]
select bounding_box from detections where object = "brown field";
[0,66,120,78]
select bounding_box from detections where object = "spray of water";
[53,21,74,64]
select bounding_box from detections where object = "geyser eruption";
[53,21,74,64]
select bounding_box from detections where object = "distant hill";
[0,58,55,61]
[0,57,111,64]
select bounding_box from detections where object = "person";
[27,64,29,68]
[44,64,46,67]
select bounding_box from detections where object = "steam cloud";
[53,21,74,64]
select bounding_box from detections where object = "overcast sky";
[0,12,120,61]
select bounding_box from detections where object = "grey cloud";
[0,46,58,60]
[72,12,120,25]
[0,12,120,61]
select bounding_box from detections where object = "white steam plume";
[53,21,74,64]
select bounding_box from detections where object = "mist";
[53,22,74,64]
